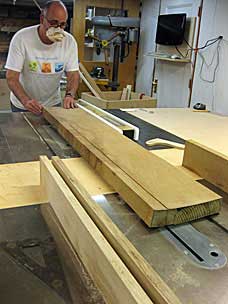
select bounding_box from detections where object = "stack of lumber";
[43,107,221,227]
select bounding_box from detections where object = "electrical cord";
[175,36,222,58]
[199,38,222,83]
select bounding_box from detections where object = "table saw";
[0,109,228,304]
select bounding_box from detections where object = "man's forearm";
[65,71,80,97]
[7,78,30,105]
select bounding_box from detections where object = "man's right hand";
[24,99,43,115]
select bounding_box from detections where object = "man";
[5,0,80,115]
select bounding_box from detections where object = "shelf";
[154,56,190,63]
[146,53,190,63]
[145,17,196,64]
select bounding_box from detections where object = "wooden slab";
[81,92,157,109]
[43,107,221,227]
[0,161,42,209]
[183,140,228,193]
[40,156,153,304]
[0,158,114,210]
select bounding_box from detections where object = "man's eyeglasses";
[45,16,67,29]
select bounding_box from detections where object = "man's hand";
[63,96,78,109]
[24,99,43,115]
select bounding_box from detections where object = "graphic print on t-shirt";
[55,62,64,73]
[42,62,52,73]
[29,61,38,72]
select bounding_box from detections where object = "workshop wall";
[137,0,228,115]
[191,0,228,115]
[135,0,159,96]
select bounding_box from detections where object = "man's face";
[40,4,68,32]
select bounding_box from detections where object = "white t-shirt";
[5,25,79,109]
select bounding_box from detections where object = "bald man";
[5,0,79,114]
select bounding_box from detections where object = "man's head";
[39,0,68,43]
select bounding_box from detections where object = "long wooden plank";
[44,108,166,227]
[79,63,106,99]
[41,204,105,304]
[79,71,101,98]
[52,156,181,304]
[43,107,221,227]
[183,140,228,193]
[40,156,153,304]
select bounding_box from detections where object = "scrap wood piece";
[79,71,100,98]
[121,87,128,100]
[146,138,185,150]
[183,140,228,193]
[0,158,114,210]
[150,149,202,180]
[0,161,42,209]
[126,84,132,100]
[43,107,221,227]
[150,149,184,167]
[52,156,182,304]
[40,156,153,304]
[79,63,106,99]
[121,85,132,101]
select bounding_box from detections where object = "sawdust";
[169,262,200,288]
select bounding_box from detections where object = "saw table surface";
[1,111,228,304]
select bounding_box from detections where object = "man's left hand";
[63,96,78,109]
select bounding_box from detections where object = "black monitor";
[155,13,187,45]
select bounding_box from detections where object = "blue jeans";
[10,102,61,112]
